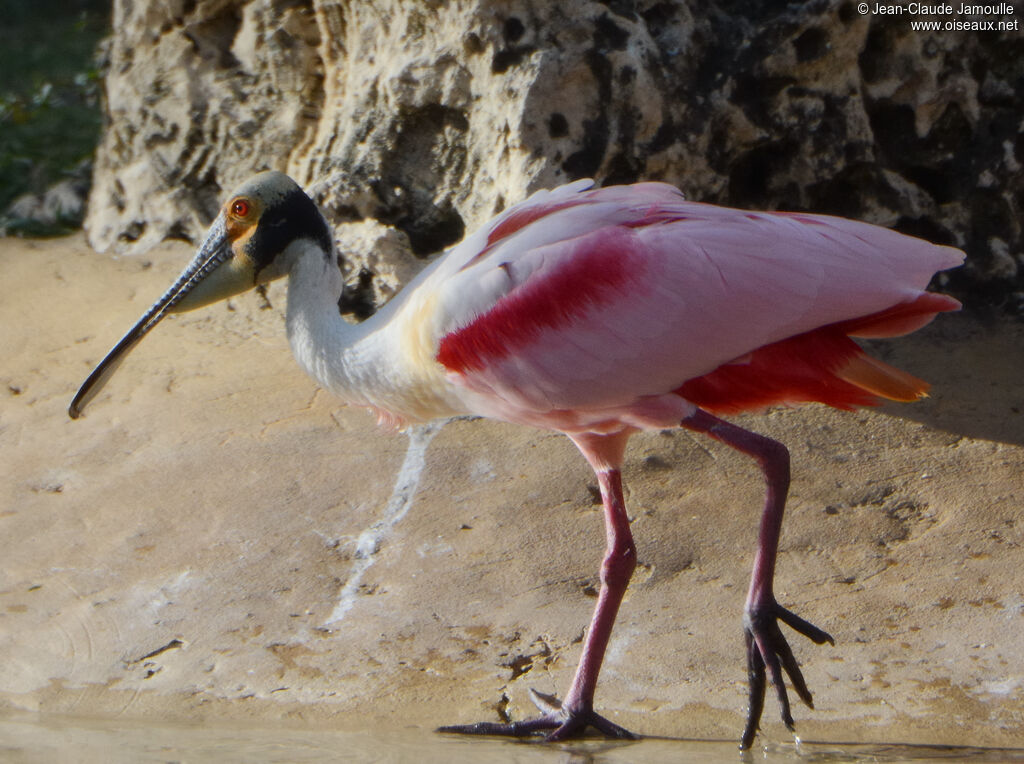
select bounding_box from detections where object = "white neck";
[282,239,461,425]
[284,240,374,403]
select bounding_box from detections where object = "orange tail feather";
[835,354,929,402]
[677,293,956,415]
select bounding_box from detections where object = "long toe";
[437,717,561,737]
[741,598,832,749]
[438,695,639,742]
[545,709,639,741]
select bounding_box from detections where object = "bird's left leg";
[681,408,834,750]
[439,432,638,741]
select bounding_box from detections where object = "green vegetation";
[0,0,109,234]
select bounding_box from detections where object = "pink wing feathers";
[433,181,963,420]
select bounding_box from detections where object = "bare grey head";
[69,171,332,418]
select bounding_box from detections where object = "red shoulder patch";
[437,232,639,374]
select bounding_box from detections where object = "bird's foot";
[741,599,834,750]
[437,688,639,742]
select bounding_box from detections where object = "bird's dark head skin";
[68,170,332,419]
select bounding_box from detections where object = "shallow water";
[2,714,1023,764]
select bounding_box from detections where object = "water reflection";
[1,714,1022,764]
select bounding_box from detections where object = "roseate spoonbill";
[69,172,963,748]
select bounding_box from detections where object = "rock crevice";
[85,1,1024,311]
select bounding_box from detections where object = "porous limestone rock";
[85,1,1024,307]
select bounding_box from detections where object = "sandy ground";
[1,233,1022,748]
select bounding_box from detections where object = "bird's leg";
[681,408,834,750]
[552,467,638,739]
[438,466,638,741]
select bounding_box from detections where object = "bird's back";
[375,180,963,428]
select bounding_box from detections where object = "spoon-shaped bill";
[68,217,236,419]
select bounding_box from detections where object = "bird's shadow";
[865,312,1023,448]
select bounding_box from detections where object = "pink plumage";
[426,181,962,745]
[435,182,961,424]
[70,172,965,748]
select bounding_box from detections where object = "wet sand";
[1,233,1022,748]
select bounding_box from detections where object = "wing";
[426,182,963,419]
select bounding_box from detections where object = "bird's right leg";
[438,433,638,741]
[681,408,834,750]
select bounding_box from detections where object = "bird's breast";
[338,291,470,427]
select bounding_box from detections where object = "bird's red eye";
[231,199,250,218]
